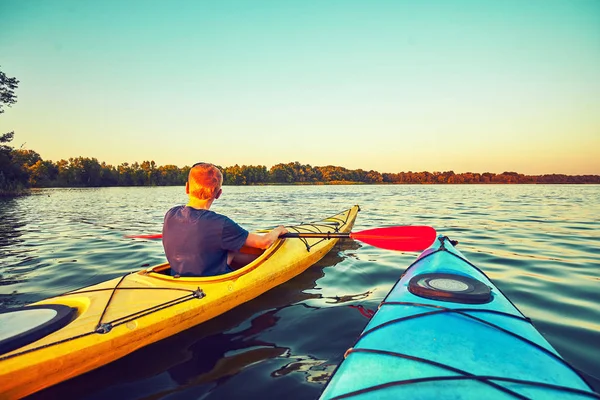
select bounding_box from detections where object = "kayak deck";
[0,206,360,400]
[320,236,598,399]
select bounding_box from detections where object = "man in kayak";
[162,162,288,277]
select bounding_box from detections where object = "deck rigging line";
[332,237,597,398]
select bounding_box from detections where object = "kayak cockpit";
[144,245,268,280]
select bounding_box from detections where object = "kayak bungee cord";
[329,373,600,400]
[62,272,207,333]
[97,288,205,332]
[0,281,206,362]
[327,237,599,399]
[284,208,354,251]
[354,302,596,395]
[341,348,528,399]
[285,223,341,251]
[94,273,128,333]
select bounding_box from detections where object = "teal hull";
[320,236,597,399]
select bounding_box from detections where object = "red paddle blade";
[350,226,437,251]
[124,234,163,239]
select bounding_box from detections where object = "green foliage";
[2,150,600,190]
[0,68,19,114]
[0,135,28,196]
[0,68,28,196]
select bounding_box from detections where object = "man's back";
[162,206,248,277]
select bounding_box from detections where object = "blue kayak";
[320,236,598,399]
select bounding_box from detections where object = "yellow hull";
[0,206,359,399]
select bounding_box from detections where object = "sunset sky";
[1,0,599,175]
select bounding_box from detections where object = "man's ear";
[215,188,222,199]
[185,182,190,194]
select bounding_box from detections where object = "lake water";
[1,185,599,398]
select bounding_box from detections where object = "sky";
[1,0,599,175]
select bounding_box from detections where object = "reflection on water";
[323,290,372,304]
[3,185,600,397]
[167,309,286,386]
[0,198,29,308]
[0,199,25,248]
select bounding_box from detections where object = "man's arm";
[245,225,288,249]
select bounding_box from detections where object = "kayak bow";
[320,236,598,399]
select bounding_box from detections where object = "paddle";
[125,226,436,252]
[125,234,163,239]
[283,226,436,251]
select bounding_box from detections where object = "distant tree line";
[1,68,598,196]
[1,151,598,195]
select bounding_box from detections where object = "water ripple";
[2,185,599,397]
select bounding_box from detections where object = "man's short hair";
[188,163,223,200]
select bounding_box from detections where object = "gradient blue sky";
[1,0,599,174]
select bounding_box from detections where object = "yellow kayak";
[0,205,360,399]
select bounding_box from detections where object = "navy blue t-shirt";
[162,206,249,277]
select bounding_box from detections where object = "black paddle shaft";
[281,232,351,239]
